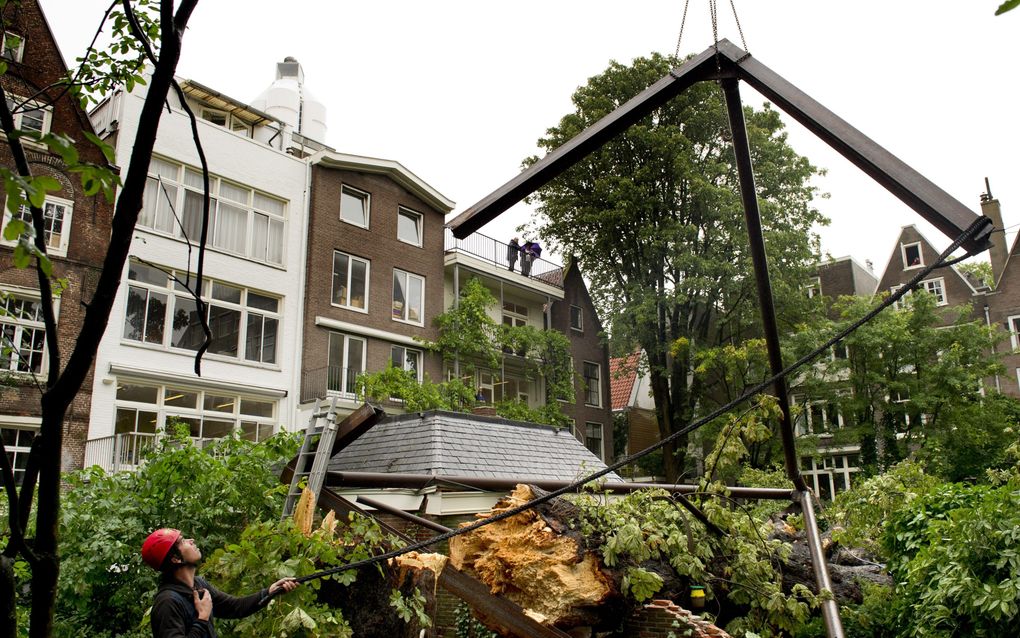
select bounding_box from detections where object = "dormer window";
[902,242,923,269]
[5,96,49,137]
[200,108,252,138]
[2,33,24,62]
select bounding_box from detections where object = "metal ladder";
[282,396,340,519]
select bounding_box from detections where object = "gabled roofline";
[311,150,455,213]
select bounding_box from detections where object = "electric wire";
[280,215,991,590]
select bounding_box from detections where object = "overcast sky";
[43,1,1018,277]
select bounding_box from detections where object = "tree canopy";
[526,52,826,479]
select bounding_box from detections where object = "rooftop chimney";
[980,177,1007,287]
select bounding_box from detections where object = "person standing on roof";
[142,528,299,638]
[507,237,520,272]
[520,240,536,276]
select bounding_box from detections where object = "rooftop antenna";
[981,176,994,203]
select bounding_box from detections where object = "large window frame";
[1,426,35,485]
[801,453,861,500]
[0,291,53,375]
[339,185,370,229]
[138,157,287,266]
[391,345,423,383]
[1008,315,1020,350]
[920,277,948,306]
[4,95,49,137]
[1,32,24,62]
[2,196,74,257]
[584,422,604,460]
[331,251,369,312]
[392,269,424,326]
[121,262,281,366]
[901,242,923,269]
[327,332,366,398]
[583,361,602,407]
[397,207,423,247]
[569,305,583,332]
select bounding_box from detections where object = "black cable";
[274,216,991,591]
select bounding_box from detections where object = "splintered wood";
[448,484,613,627]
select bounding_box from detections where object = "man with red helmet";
[142,528,298,637]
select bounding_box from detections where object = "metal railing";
[444,228,563,288]
[301,365,359,403]
[83,432,156,473]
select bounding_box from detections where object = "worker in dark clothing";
[142,528,298,638]
[507,237,520,272]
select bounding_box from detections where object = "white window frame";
[801,453,861,500]
[0,290,54,375]
[396,207,423,247]
[121,262,281,366]
[584,422,604,460]
[339,184,370,229]
[496,375,532,404]
[901,242,923,269]
[890,284,911,310]
[569,305,583,332]
[391,345,423,383]
[4,95,50,137]
[1008,315,1020,350]
[327,332,366,398]
[583,361,602,407]
[502,300,529,328]
[138,157,287,266]
[3,196,74,257]
[0,425,36,484]
[392,269,425,326]
[920,277,948,306]
[2,32,25,62]
[331,251,370,312]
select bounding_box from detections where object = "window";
[340,185,369,228]
[569,305,584,332]
[1008,316,1020,350]
[584,422,604,460]
[5,96,48,136]
[138,157,287,265]
[920,278,947,306]
[800,454,861,500]
[1,427,35,485]
[902,242,923,269]
[122,262,280,364]
[201,109,227,126]
[496,375,531,404]
[1,32,24,62]
[391,345,422,382]
[2,197,73,256]
[583,361,602,407]
[502,301,528,328]
[392,269,424,325]
[476,370,495,403]
[397,207,422,246]
[831,343,849,360]
[1,293,46,374]
[200,109,252,138]
[331,251,369,311]
[113,382,277,461]
[804,277,821,299]
[791,396,844,435]
[890,284,910,310]
[327,332,365,397]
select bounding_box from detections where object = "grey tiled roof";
[328,410,621,482]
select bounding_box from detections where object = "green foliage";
[51,426,300,636]
[357,366,475,413]
[527,52,825,478]
[575,487,815,635]
[957,260,994,288]
[997,0,1020,15]
[878,480,1020,636]
[70,0,158,108]
[425,278,502,370]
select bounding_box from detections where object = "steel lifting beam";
[447,40,990,256]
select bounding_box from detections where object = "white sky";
[43,1,1019,277]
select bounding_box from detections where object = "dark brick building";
[0,0,114,477]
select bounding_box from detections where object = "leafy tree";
[0,1,221,633]
[526,53,825,480]
[359,277,574,427]
[790,291,1007,474]
[997,0,1019,15]
[957,260,993,288]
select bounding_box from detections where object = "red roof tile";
[609,352,641,411]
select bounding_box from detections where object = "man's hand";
[193,588,212,621]
[268,578,300,595]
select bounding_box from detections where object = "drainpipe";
[985,304,1001,393]
[453,264,460,381]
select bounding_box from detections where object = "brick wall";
[628,600,732,637]
[0,0,115,472]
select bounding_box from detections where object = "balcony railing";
[301,365,359,403]
[83,432,156,473]
[444,228,563,288]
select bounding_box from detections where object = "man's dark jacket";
[150,574,269,638]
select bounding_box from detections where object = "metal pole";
[721,77,844,638]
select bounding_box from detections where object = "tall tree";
[0,1,202,634]
[527,53,825,480]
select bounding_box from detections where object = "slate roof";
[329,410,621,482]
[610,352,641,411]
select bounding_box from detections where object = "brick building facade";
[0,0,114,475]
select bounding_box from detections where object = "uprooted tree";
[524,52,826,481]
[0,1,209,635]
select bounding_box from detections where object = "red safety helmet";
[141,528,182,570]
